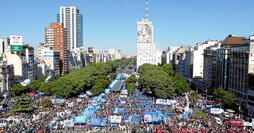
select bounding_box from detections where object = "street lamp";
[238,100,243,119]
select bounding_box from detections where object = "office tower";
[57,6,83,51]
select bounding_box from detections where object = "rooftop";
[221,35,245,45]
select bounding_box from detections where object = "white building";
[192,40,219,78]
[115,50,122,60]
[58,6,83,50]
[108,49,122,60]
[5,50,27,81]
[4,36,35,82]
[41,48,60,76]
[44,27,55,48]
[136,0,161,69]
[162,46,179,64]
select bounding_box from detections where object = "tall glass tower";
[57,6,83,51]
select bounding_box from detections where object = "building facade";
[215,35,245,89]
[45,23,68,74]
[41,48,60,76]
[161,46,179,65]
[173,46,193,79]
[57,6,83,50]
[0,38,9,55]
[225,35,254,117]
[136,12,161,69]
[0,59,14,93]
[203,43,221,93]
[192,40,219,79]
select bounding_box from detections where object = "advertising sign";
[63,120,74,127]
[110,115,122,123]
[156,99,176,105]
[10,45,23,52]
[10,35,23,45]
[229,119,242,127]
[42,49,54,58]
[144,112,163,123]
[210,108,224,114]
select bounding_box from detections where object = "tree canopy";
[11,58,131,98]
[138,63,190,98]
[125,75,138,94]
[213,88,235,107]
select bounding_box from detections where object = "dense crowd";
[0,88,253,132]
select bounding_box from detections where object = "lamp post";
[238,100,243,119]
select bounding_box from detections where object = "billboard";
[42,49,54,58]
[10,35,23,45]
[229,119,242,127]
[210,108,224,114]
[10,45,23,52]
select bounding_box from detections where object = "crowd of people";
[0,83,253,132]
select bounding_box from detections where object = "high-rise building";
[136,0,161,69]
[57,6,83,50]
[45,23,68,74]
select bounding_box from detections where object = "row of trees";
[138,64,190,98]
[125,75,138,94]
[11,59,131,98]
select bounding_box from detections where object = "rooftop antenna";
[144,0,149,20]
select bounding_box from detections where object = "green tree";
[126,83,136,94]
[138,65,176,98]
[110,73,117,80]
[138,63,161,74]
[213,88,235,107]
[173,73,190,95]
[91,76,110,95]
[125,75,137,84]
[12,58,130,98]
[13,94,35,112]
[38,83,52,95]
[162,64,174,76]
[28,80,41,92]
[11,83,29,96]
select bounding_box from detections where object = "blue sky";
[0,0,254,54]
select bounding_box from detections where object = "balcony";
[248,90,254,97]
[247,104,254,111]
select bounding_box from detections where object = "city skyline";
[1,0,254,54]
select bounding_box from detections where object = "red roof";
[221,35,245,45]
